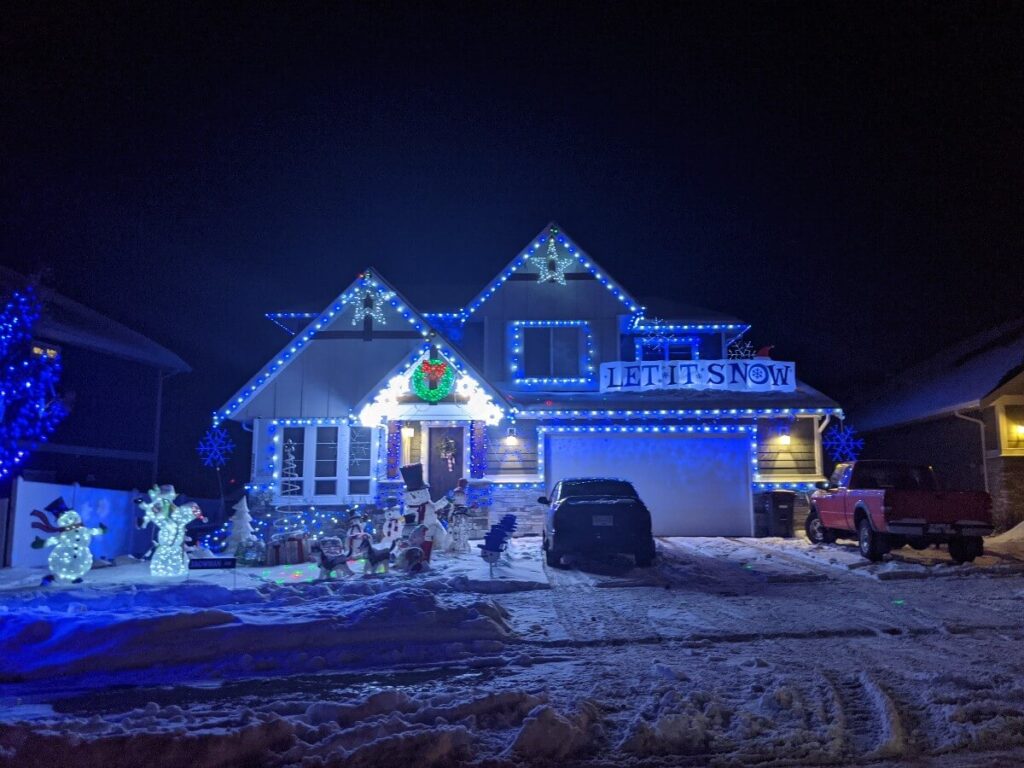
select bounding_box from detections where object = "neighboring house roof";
[854,318,1024,431]
[0,267,190,372]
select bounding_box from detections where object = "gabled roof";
[0,266,189,372]
[352,339,513,418]
[854,317,1024,431]
[461,222,642,320]
[214,269,432,424]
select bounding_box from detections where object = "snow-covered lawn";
[1,534,1023,767]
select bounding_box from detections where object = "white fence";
[5,477,152,568]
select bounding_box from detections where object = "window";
[347,426,373,495]
[314,427,339,496]
[276,425,375,499]
[635,336,699,362]
[510,321,593,382]
[280,427,305,496]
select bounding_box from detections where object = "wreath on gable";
[412,359,455,403]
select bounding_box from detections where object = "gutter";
[954,410,989,493]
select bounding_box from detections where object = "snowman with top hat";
[399,463,448,561]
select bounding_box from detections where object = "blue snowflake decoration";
[822,423,864,463]
[197,426,235,468]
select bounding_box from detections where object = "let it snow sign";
[600,359,796,393]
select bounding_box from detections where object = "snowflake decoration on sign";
[727,340,756,359]
[197,426,235,468]
[350,273,393,326]
[822,423,864,463]
[535,237,575,285]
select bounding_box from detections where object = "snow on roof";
[853,318,1024,431]
[0,267,190,372]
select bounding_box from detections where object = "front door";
[428,427,463,501]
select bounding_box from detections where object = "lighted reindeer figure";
[136,485,206,577]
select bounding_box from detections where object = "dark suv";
[538,478,656,568]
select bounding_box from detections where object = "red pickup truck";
[806,460,993,563]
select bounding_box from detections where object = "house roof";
[461,222,642,320]
[853,317,1024,431]
[0,267,190,372]
[505,379,841,415]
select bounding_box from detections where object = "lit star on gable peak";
[351,277,393,326]
[535,238,576,285]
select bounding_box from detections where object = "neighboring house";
[215,223,841,536]
[0,268,190,489]
[853,318,1024,530]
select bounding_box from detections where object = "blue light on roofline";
[215,276,430,425]
[521,408,842,419]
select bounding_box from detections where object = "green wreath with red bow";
[412,358,455,402]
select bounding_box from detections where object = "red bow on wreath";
[420,360,448,383]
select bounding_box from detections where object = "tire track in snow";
[824,671,908,760]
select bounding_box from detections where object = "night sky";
[3,3,1022,494]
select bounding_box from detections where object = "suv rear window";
[560,480,638,498]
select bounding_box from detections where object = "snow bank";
[0,582,511,686]
[0,688,554,768]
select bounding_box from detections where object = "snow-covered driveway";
[1,537,1022,767]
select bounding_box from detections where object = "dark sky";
[2,2,1022,493]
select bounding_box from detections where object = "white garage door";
[545,433,754,536]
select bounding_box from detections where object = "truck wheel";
[544,538,564,568]
[908,537,929,550]
[857,518,887,562]
[635,546,655,567]
[805,511,836,544]
[949,537,981,564]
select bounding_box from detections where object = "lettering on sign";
[600,359,796,393]
[188,556,237,570]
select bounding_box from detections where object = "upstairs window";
[509,321,594,383]
[635,336,699,362]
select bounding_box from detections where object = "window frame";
[633,335,700,363]
[508,320,595,385]
[275,424,378,503]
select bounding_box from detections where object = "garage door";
[545,432,753,536]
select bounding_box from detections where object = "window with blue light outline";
[633,335,700,363]
[508,320,595,386]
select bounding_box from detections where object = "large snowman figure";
[30,498,106,584]
[399,463,448,561]
[136,485,206,577]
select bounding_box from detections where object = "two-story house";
[215,223,841,536]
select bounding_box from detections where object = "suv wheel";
[805,511,836,544]
[858,518,887,562]
[545,547,563,568]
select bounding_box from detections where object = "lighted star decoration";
[535,237,576,285]
[197,426,235,468]
[822,423,865,463]
[727,340,756,359]
[350,274,394,326]
[640,317,672,351]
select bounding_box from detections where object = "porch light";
[401,426,415,440]
[1015,423,1024,437]
[505,427,518,446]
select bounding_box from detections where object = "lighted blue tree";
[0,286,67,479]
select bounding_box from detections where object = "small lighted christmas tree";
[281,439,301,496]
[226,495,255,553]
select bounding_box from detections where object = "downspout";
[153,369,184,484]
[954,410,989,494]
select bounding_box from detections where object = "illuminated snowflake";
[728,340,755,359]
[640,318,672,350]
[197,426,235,468]
[822,423,864,463]
[535,237,575,285]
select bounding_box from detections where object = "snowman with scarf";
[30,497,106,584]
[399,463,448,561]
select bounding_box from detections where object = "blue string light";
[0,286,68,479]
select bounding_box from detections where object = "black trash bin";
[754,491,796,538]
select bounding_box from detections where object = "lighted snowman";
[399,463,448,561]
[136,485,206,577]
[380,502,405,549]
[30,498,106,584]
